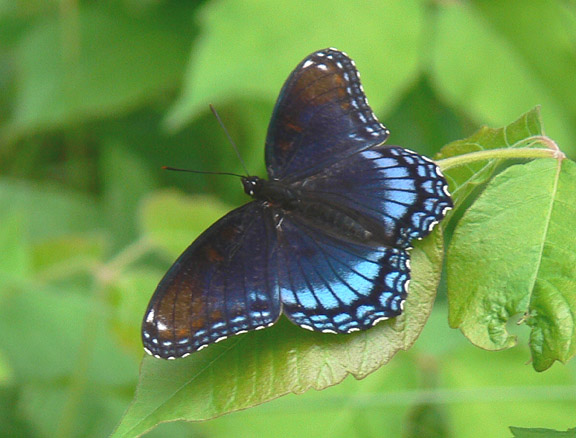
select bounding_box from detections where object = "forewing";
[277,215,410,333]
[265,48,389,181]
[294,146,453,248]
[142,203,280,359]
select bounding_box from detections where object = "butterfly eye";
[242,176,261,197]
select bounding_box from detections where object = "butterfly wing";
[265,48,389,181]
[275,214,410,333]
[292,145,453,249]
[272,148,450,332]
[263,49,450,332]
[142,202,280,359]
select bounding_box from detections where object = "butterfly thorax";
[242,176,300,210]
[242,176,375,243]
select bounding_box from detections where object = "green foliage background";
[0,1,575,437]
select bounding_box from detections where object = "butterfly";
[142,48,452,359]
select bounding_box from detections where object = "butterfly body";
[142,48,452,359]
[242,176,299,209]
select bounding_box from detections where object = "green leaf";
[0,283,135,383]
[19,383,129,438]
[440,344,576,437]
[32,235,105,277]
[112,231,445,437]
[9,7,189,135]
[0,387,35,438]
[166,0,425,129]
[437,107,543,208]
[510,427,576,438]
[139,190,232,257]
[404,402,450,438]
[0,179,101,240]
[447,158,576,371]
[431,1,575,156]
[0,213,31,285]
[403,352,449,438]
[470,1,576,119]
[0,283,90,380]
[385,76,469,158]
[101,141,157,248]
[110,267,166,358]
[205,354,419,438]
[0,279,138,436]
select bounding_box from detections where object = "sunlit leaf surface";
[448,159,576,371]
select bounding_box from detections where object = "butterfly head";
[241,176,265,197]
[242,176,300,210]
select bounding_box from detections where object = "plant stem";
[437,147,564,171]
[96,237,154,286]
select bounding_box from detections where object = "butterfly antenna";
[209,104,250,176]
[162,166,245,179]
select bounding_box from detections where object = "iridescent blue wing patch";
[142,203,280,359]
[275,216,410,333]
[290,145,452,248]
[265,48,389,181]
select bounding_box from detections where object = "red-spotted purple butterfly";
[142,48,452,359]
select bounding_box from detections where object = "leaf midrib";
[526,159,562,310]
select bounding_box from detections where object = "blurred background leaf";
[510,426,576,437]
[166,0,424,129]
[1,0,575,437]
[8,4,193,136]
